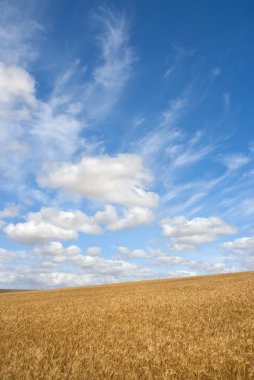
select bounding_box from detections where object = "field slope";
[1,272,254,379]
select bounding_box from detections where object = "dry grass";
[0,272,254,379]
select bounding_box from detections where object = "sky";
[0,0,254,289]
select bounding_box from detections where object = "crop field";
[0,272,254,379]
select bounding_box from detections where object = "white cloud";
[0,270,18,285]
[0,203,20,219]
[240,198,254,216]
[4,208,101,244]
[136,126,182,167]
[155,255,227,273]
[87,246,102,256]
[168,270,197,277]
[222,236,254,253]
[0,3,40,66]
[1,251,157,289]
[93,12,132,89]
[156,255,196,266]
[31,100,83,162]
[34,241,82,258]
[4,202,155,245]
[221,153,250,171]
[93,204,118,225]
[221,236,254,270]
[161,216,237,251]
[39,154,159,208]
[238,256,254,269]
[136,105,213,191]
[33,243,139,276]
[166,131,213,169]
[107,207,154,231]
[0,64,36,188]
[0,248,9,262]
[17,260,155,288]
[0,63,36,107]
[24,272,94,288]
[118,246,157,258]
[162,98,186,126]
[82,9,134,121]
[0,8,135,196]
[93,204,154,231]
[116,246,229,274]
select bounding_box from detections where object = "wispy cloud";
[211,67,221,78]
[0,1,252,289]
[172,42,195,57]
[220,152,250,171]
[0,6,134,201]
[0,2,41,66]
[164,66,175,78]
[83,9,134,120]
[167,131,213,170]
[223,92,231,113]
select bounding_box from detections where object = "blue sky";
[0,0,254,289]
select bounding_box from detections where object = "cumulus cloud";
[0,63,36,107]
[0,203,20,230]
[155,255,227,273]
[16,261,155,288]
[4,208,101,244]
[34,241,82,259]
[39,154,159,208]
[4,202,155,245]
[117,246,157,258]
[161,216,237,251]
[221,236,254,270]
[93,204,118,225]
[221,236,254,253]
[0,270,18,285]
[1,247,157,288]
[87,246,102,256]
[0,6,135,196]
[33,244,140,276]
[117,245,229,273]
[0,203,20,219]
[0,248,9,262]
[107,207,154,231]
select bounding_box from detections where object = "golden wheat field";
[0,272,254,380]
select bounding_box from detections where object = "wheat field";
[0,272,254,379]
